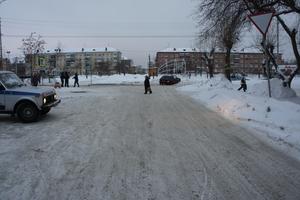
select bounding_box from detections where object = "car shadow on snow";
[0,115,19,123]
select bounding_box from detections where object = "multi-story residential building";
[29,47,122,75]
[155,48,284,75]
[155,48,205,74]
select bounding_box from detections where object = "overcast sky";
[0,0,199,67]
[0,0,296,67]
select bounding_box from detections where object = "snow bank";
[248,78,296,99]
[178,76,300,161]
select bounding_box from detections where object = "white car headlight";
[43,98,47,104]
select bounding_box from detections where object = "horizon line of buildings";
[0,46,285,76]
[154,47,284,76]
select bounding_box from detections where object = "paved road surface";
[1,85,300,200]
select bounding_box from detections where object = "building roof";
[158,48,201,53]
[121,56,130,60]
[44,47,120,54]
[158,47,280,55]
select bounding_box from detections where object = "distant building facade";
[27,47,123,76]
[155,48,284,75]
[156,48,204,74]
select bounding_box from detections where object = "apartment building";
[155,48,205,73]
[30,47,122,75]
[155,48,283,75]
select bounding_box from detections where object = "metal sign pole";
[262,35,272,98]
[249,12,274,98]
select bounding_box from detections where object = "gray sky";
[0,0,199,67]
[0,0,296,67]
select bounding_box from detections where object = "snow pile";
[35,74,149,87]
[178,76,300,161]
[248,78,296,99]
[78,74,146,85]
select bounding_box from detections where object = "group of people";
[32,72,246,94]
[60,71,80,87]
[143,74,247,94]
[60,71,70,87]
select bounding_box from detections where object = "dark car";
[159,75,181,85]
[230,73,247,81]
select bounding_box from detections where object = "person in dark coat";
[73,73,79,87]
[238,77,247,92]
[144,75,152,94]
[60,72,64,87]
[31,72,39,86]
[64,71,70,87]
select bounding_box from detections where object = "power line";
[3,34,197,39]
[1,17,193,26]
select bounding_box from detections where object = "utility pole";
[148,54,151,68]
[0,17,3,70]
[277,18,279,55]
[148,54,151,76]
[1,1,8,71]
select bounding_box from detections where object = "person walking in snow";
[31,72,39,86]
[64,71,70,87]
[238,76,247,92]
[73,73,80,87]
[60,71,65,87]
[144,75,152,94]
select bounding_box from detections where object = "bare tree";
[244,0,300,87]
[201,48,215,78]
[218,6,245,81]
[20,32,46,77]
[196,0,248,81]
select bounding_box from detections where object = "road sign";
[248,12,274,36]
[248,12,274,98]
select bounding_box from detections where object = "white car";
[0,71,61,122]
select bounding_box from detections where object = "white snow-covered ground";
[34,73,300,160]
[177,75,300,161]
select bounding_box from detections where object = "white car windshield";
[0,73,25,89]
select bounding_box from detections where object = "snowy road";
[1,85,300,200]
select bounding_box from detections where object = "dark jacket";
[31,74,39,86]
[60,72,65,80]
[64,72,70,79]
[73,73,78,81]
[144,77,150,87]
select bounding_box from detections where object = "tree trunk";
[224,48,231,82]
[277,16,300,88]
[287,31,300,87]
[208,59,214,78]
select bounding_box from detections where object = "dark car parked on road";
[159,75,181,85]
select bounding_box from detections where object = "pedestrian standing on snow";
[144,75,152,94]
[64,71,70,87]
[31,72,39,86]
[60,72,65,87]
[73,73,80,87]
[238,76,247,92]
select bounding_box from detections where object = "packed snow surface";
[24,73,300,160]
[177,75,300,160]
